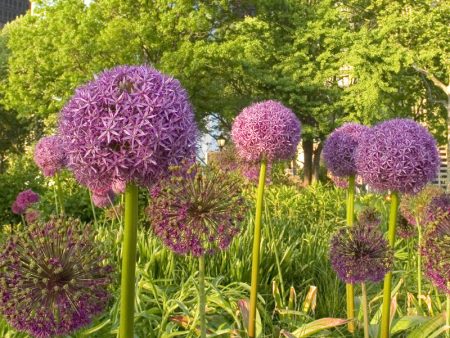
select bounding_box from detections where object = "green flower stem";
[447,283,450,338]
[248,159,267,338]
[119,183,139,338]
[346,175,356,333]
[88,190,98,226]
[199,255,206,338]
[416,218,422,309]
[55,173,64,215]
[380,191,400,338]
[361,283,369,338]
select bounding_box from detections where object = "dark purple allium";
[357,207,381,229]
[91,190,115,208]
[400,185,444,227]
[397,215,415,239]
[147,163,245,256]
[24,209,40,224]
[0,217,113,337]
[33,135,66,177]
[426,194,450,225]
[355,119,440,194]
[330,223,393,283]
[421,201,450,293]
[323,123,369,177]
[11,189,40,215]
[231,100,301,162]
[58,65,198,192]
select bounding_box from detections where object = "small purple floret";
[355,119,440,194]
[231,100,301,162]
[323,123,369,177]
[11,189,40,215]
[33,135,66,177]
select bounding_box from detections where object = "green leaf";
[287,317,350,337]
[408,313,446,338]
[391,315,428,334]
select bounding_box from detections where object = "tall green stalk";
[361,283,369,338]
[119,183,139,338]
[380,191,399,338]
[55,173,64,215]
[88,190,98,226]
[346,175,356,333]
[416,218,422,309]
[248,159,267,338]
[199,255,206,338]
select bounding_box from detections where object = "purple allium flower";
[231,100,301,162]
[357,207,381,229]
[147,163,245,256]
[33,135,66,177]
[426,194,450,225]
[91,190,115,208]
[421,197,450,293]
[329,174,349,189]
[111,179,126,194]
[240,161,272,185]
[24,209,40,224]
[58,65,198,192]
[400,185,444,227]
[11,189,40,215]
[330,223,393,283]
[0,217,113,337]
[323,123,369,177]
[397,215,415,239]
[355,119,440,194]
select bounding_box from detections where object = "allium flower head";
[357,207,381,229]
[59,65,198,192]
[323,123,369,177]
[426,194,450,224]
[400,185,444,226]
[355,119,439,194]
[421,197,450,293]
[397,215,415,239]
[231,100,301,162]
[329,173,349,189]
[330,223,393,283]
[11,189,40,215]
[147,163,245,256]
[91,190,116,208]
[0,217,112,337]
[24,209,40,224]
[33,135,66,177]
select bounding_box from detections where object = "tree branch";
[412,65,449,95]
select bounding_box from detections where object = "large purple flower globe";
[323,123,369,177]
[58,65,198,192]
[231,100,301,162]
[355,119,440,194]
[34,135,67,177]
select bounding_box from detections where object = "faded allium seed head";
[355,119,440,194]
[397,215,415,239]
[231,100,301,162]
[147,163,245,256]
[58,65,198,192]
[33,135,67,177]
[0,217,113,337]
[11,189,40,215]
[400,185,444,227]
[330,223,393,283]
[323,123,369,177]
[421,195,450,293]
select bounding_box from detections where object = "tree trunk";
[312,142,323,184]
[302,139,313,186]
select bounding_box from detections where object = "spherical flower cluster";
[240,161,272,184]
[355,119,439,194]
[357,207,381,229]
[330,222,393,283]
[11,189,40,215]
[24,209,40,224]
[323,123,369,177]
[329,174,349,189]
[91,190,116,208]
[231,100,301,162]
[58,65,198,194]
[33,135,66,177]
[426,194,450,224]
[0,217,113,337]
[421,196,450,293]
[400,185,444,227]
[147,163,245,256]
